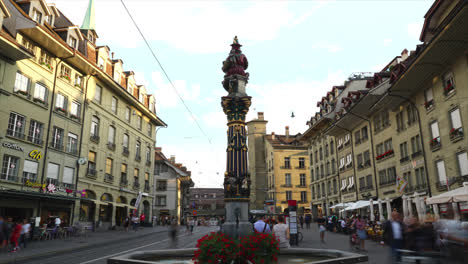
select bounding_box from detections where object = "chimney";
[257,112,264,120]
[271,132,275,140]
[401,49,409,61]
[111,52,114,59]
[170,155,176,164]
[285,126,290,138]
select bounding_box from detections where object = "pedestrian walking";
[352,215,367,251]
[131,214,139,231]
[19,219,30,249]
[0,216,7,249]
[169,217,178,248]
[123,216,130,232]
[299,215,304,229]
[140,213,146,226]
[273,215,290,248]
[383,211,404,263]
[9,220,22,252]
[305,214,311,230]
[317,213,326,243]
[189,217,194,235]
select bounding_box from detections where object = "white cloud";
[383,38,392,47]
[246,70,347,136]
[151,71,201,110]
[50,0,321,53]
[407,22,423,40]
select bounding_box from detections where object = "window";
[411,135,422,154]
[443,72,455,95]
[74,74,82,88]
[400,142,408,159]
[415,167,426,186]
[339,157,345,170]
[387,167,396,183]
[46,163,59,185]
[1,155,19,181]
[330,141,334,154]
[379,170,387,185]
[157,180,167,191]
[91,116,99,137]
[317,185,321,198]
[450,108,462,130]
[14,72,30,94]
[144,173,150,188]
[403,172,412,188]
[457,152,468,176]
[407,105,417,125]
[359,177,365,189]
[98,57,105,70]
[108,126,115,144]
[425,88,434,104]
[300,173,306,186]
[22,38,35,54]
[312,186,315,199]
[32,8,42,23]
[333,179,337,193]
[67,133,78,154]
[33,83,47,103]
[55,93,67,111]
[114,71,121,82]
[384,138,393,152]
[285,173,291,186]
[40,50,52,66]
[123,134,129,149]
[364,151,370,165]
[286,191,292,201]
[376,143,384,156]
[111,97,117,114]
[46,15,53,25]
[135,141,141,160]
[23,160,38,181]
[344,133,350,144]
[105,158,113,175]
[310,168,314,181]
[28,120,43,145]
[430,121,440,141]
[354,130,361,144]
[63,167,74,187]
[300,191,307,202]
[94,85,102,103]
[125,107,131,121]
[88,151,96,173]
[320,164,324,177]
[156,196,166,206]
[326,161,330,175]
[314,151,318,162]
[337,138,343,148]
[60,65,71,81]
[121,163,127,177]
[137,116,142,130]
[68,36,77,49]
[366,175,372,188]
[147,123,152,137]
[52,127,64,149]
[325,144,329,157]
[396,111,404,131]
[70,101,80,119]
[331,159,336,174]
[319,147,323,160]
[357,154,363,167]
[436,160,447,185]
[346,154,352,166]
[146,147,151,162]
[284,157,290,168]
[361,126,368,140]
[299,157,305,168]
[134,168,139,179]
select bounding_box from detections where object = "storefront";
[115,196,128,226]
[98,193,113,229]
[78,190,96,223]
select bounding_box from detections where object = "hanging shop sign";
[47,183,56,193]
[25,179,46,190]
[29,150,43,160]
[2,142,23,152]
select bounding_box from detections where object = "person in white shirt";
[273,215,290,248]
[20,219,31,248]
[254,215,271,233]
[55,217,61,227]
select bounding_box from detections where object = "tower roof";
[81,0,96,31]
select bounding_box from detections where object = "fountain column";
[220,36,253,238]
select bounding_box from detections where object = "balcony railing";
[120,177,128,187]
[411,151,422,158]
[144,182,150,192]
[135,155,141,162]
[424,100,434,111]
[50,142,63,151]
[449,127,463,141]
[133,181,140,190]
[429,137,441,151]
[7,129,25,140]
[104,174,114,182]
[90,134,100,143]
[107,142,116,151]
[280,184,292,187]
[0,173,19,182]
[87,168,97,178]
[27,135,43,145]
[400,156,410,163]
[122,147,129,156]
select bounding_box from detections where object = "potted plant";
[193,232,238,264]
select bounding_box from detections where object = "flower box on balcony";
[449,127,463,141]
[33,97,46,104]
[424,100,434,110]
[61,74,71,82]
[55,107,67,114]
[430,137,441,150]
[40,61,53,71]
[443,83,455,96]
[16,89,29,96]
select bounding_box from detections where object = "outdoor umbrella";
[426,182,468,204]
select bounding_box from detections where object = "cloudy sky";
[50,0,433,188]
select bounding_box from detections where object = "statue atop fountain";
[220,37,253,238]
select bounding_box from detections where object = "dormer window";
[88,33,95,44]
[139,92,144,103]
[98,57,104,70]
[32,8,42,24]
[68,36,77,49]
[60,65,71,82]
[114,72,121,82]
[46,15,53,25]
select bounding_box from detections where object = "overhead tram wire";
[120,0,212,145]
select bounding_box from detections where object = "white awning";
[341,179,347,190]
[426,182,468,204]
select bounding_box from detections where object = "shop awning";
[0,189,78,201]
[344,200,370,211]
[426,182,468,204]
[330,203,352,209]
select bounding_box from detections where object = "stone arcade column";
[220,37,253,238]
[386,198,392,220]
[378,199,385,222]
[433,204,440,220]
[407,197,414,218]
[402,195,408,222]
[369,199,375,222]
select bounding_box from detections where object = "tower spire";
[81,0,96,31]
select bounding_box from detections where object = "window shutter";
[431,122,440,138]
[450,109,462,129]
[23,160,38,173]
[47,163,59,179]
[458,152,468,176]
[436,161,447,183]
[63,167,74,184]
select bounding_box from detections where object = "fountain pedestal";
[220,37,253,238]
